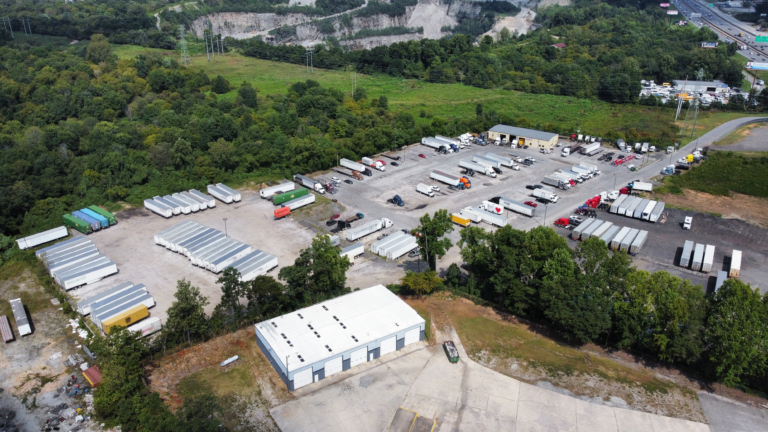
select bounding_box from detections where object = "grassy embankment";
[659,151,768,197]
[113,46,756,145]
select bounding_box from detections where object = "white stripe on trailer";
[216,184,241,202]
[144,199,173,218]
[189,189,216,208]
[207,185,233,203]
[16,226,69,250]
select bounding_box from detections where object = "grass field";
[666,151,768,197]
[712,122,764,146]
[113,45,756,144]
[737,54,768,83]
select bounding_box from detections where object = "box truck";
[730,250,742,278]
[702,245,715,272]
[16,226,69,250]
[416,183,435,197]
[361,157,386,171]
[346,219,394,242]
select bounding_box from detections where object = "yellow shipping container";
[103,304,148,334]
[451,214,470,227]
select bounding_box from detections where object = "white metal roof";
[489,124,558,141]
[255,285,424,372]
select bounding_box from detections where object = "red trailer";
[0,315,14,343]
[274,207,291,220]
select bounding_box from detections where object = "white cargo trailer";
[260,182,295,199]
[571,219,595,240]
[715,271,727,292]
[649,202,665,222]
[180,191,205,210]
[162,195,190,214]
[680,240,694,268]
[282,193,316,210]
[730,250,742,278]
[600,225,620,245]
[641,200,657,220]
[47,249,100,276]
[128,317,162,337]
[293,174,325,194]
[346,219,393,242]
[580,142,601,155]
[370,232,406,255]
[54,256,111,284]
[197,240,241,268]
[582,220,605,239]
[691,243,705,271]
[77,281,136,315]
[153,221,195,245]
[702,245,715,272]
[174,193,200,212]
[92,292,155,331]
[629,230,648,254]
[167,225,208,251]
[207,185,233,203]
[191,239,237,266]
[623,197,644,216]
[189,189,216,208]
[230,251,278,281]
[499,198,535,217]
[340,158,367,172]
[617,196,636,215]
[61,261,118,290]
[35,237,90,258]
[474,208,507,227]
[210,245,254,273]
[144,199,173,218]
[632,199,650,219]
[484,153,514,167]
[216,184,241,202]
[86,284,147,318]
[10,298,31,336]
[629,181,653,192]
[188,237,230,261]
[543,176,569,189]
[591,221,614,239]
[416,183,435,197]
[620,229,639,252]
[16,226,69,250]
[177,229,219,255]
[472,155,501,169]
[610,195,628,213]
[460,208,483,223]
[422,137,448,151]
[532,189,558,203]
[340,243,365,263]
[430,170,462,187]
[459,160,496,177]
[386,240,418,260]
[378,236,415,258]
[153,196,181,215]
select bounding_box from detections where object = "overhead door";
[325,356,343,378]
[350,347,367,367]
[380,336,396,356]
[293,368,313,390]
[404,328,420,346]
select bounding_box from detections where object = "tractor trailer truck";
[459,160,496,177]
[345,218,394,242]
[499,197,535,217]
[293,174,326,194]
[340,158,372,176]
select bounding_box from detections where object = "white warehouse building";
[255,285,425,391]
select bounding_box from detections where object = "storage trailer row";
[345,218,394,242]
[370,232,417,260]
[260,182,296,199]
[610,195,666,222]
[570,220,648,254]
[35,237,118,290]
[16,226,69,250]
[208,183,241,203]
[680,242,718,273]
[228,250,279,281]
[144,188,218,218]
[90,286,154,334]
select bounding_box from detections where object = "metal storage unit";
[216,183,241,202]
[730,250,742,278]
[72,210,101,231]
[87,206,117,225]
[16,226,69,250]
[237,253,279,281]
[54,255,110,284]
[164,224,205,249]
[179,230,222,255]
[571,219,595,240]
[47,248,101,276]
[702,245,715,272]
[10,298,31,336]
[591,221,614,239]
[77,281,136,315]
[168,226,209,252]
[599,225,620,244]
[581,220,604,240]
[691,244,705,271]
[610,227,631,250]
[86,284,147,319]
[641,201,658,220]
[92,292,154,331]
[193,239,239,267]
[377,236,413,257]
[210,244,253,273]
[341,243,365,263]
[609,195,628,213]
[128,316,162,337]
[629,230,648,254]
[619,229,639,252]
[715,271,728,292]
[632,199,650,219]
[173,192,200,212]
[617,196,637,215]
[680,240,694,268]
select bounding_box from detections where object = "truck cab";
[561,147,571,157]
[389,195,405,206]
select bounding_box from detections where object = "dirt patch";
[406,293,768,422]
[482,8,536,39]
[655,189,768,228]
[148,328,292,429]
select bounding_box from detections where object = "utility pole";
[204,30,210,61]
[689,68,704,139]
[178,25,191,66]
[305,49,313,73]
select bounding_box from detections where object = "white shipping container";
[153,196,181,215]
[610,227,631,250]
[691,244,705,271]
[207,185,233,203]
[386,240,419,260]
[164,195,191,214]
[144,199,173,218]
[702,245,715,273]
[730,250,742,278]
[238,254,279,281]
[216,184,241,202]
[260,182,295,199]
[128,317,162,337]
[77,282,136,315]
[61,261,118,290]
[340,243,365,263]
[609,195,628,213]
[16,226,69,250]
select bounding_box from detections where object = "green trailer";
[273,188,308,205]
[63,214,93,235]
[87,205,117,225]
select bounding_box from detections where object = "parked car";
[331,214,340,219]
[344,179,353,185]
[683,216,693,230]
[418,154,426,158]
[524,201,538,208]
[325,220,336,226]
[525,184,543,190]
[391,162,399,167]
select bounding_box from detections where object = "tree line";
[456,224,768,388]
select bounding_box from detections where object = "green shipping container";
[87,205,117,225]
[62,214,93,234]
[273,188,308,205]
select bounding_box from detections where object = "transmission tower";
[679,69,704,138]
[178,25,191,65]
[305,49,313,73]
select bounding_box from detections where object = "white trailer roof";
[255,285,424,373]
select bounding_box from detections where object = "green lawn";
[737,54,768,82]
[666,151,768,197]
[113,45,755,144]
